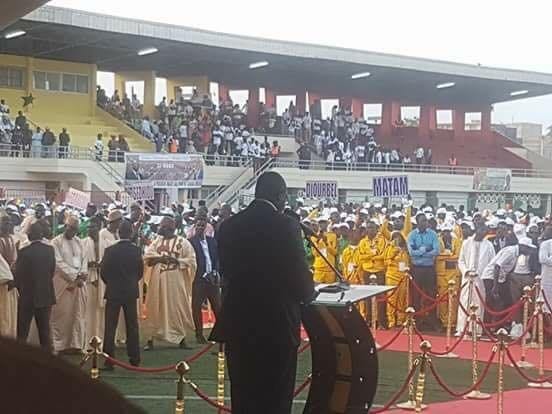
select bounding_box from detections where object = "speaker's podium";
[302,284,393,414]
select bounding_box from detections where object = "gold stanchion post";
[397,308,426,411]
[217,343,225,413]
[528,299,552,388]
[496,328,509,414]
[528,275,542,349]
[175,361,190,413]
[405,272,412,308]
[465,304,491,400]
[369,274,379,346]
[89,336,102,380]
[414,341,431,413]
[440,279,458,358]
[516,286,534,368]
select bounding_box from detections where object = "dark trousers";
[510,273,534,323]
[103,300,140,365]
[226,341,298,414]
[411,265,439,328]
[483,279,512,328]
[17,303,52,352]
[191,279,221,338]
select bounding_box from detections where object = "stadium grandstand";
[0,4,552,210]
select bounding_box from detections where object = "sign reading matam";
[372,175,409,198]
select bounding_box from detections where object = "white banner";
[125,181,155,202]
[64,187,91,210]
[305,181,338,199]
[372,175,409,198]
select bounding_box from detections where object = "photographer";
[189,213,221,344]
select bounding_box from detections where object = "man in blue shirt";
[407,213,440,330]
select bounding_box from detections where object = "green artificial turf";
[65,338,546,414]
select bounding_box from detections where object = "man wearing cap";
[311,216,338,283]
[50,215,88,352]
[143,216,196,350]
[456,224,495,336]
[359,221,388,326]
[384,231,409,328]
[510,235,540,326]
[436,224,461,329]
[481,240,535,327]
[407,213,440,330]
[83,217,104,341]
[341,227,367,319]
[19,203,47,236]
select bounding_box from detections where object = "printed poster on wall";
[125,153,204,189]
[372,175,409,198]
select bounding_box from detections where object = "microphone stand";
[304,233,350,293]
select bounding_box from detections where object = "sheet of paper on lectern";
[312,284,394,307]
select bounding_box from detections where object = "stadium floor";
[62,336,548,414]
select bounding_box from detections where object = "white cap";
[487,217,499,229]
[317,215,330,222]
[423,206,433,213]
[505,217,516,226]
[496,208,506,216]
[329,207,339,214]
[390,211,403,219]
[440,223,454,232]
[381,207,387,214]
[339,223,350,229]
[513,223,526,237]
[340,212,348,219]
[436,208,447,215]
[359,208,369,215]
[425,213,434,219]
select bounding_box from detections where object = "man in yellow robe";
[143,216,196,350]
[340,227,367,319]
[436,224,462,328]
[311,217,338,283]
[381,206,412,241]
[384,231,410,328]
[359,221,387,327]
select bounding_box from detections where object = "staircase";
[205,158,274,210]
[28,107,154,153]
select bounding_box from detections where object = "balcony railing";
[0,144,550,179]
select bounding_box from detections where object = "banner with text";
[64,187,91,210]
[304,181,338,199]
[372,175,409,198]
[125,153,204,189]
[124,181,155,202]
[472,168,512,191]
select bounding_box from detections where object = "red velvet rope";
[369,360,419,414]
[376,276,407,303]
[100,342,215,373]
[297,342,311,354]
[476,303,521,329]
[506,348,552,383]
[410,276,446,303]
[429,347,497,397]
[474,287,525,316]
[188,381,232,412]
[377,325,406,351]
[385,292,448,316]
[413,319,470,356]
[509,313,537,346]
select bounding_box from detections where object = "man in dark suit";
[14,222,56,352]
[189,212,221,344]
[210,171,315,414]
[100,219,143,369]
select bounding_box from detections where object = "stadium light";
[249,61,269,69]
[4,30,26,39]
[351,72,371,80]
[510,90,529,97]
[137,47,159,56]
[436,82,455,89]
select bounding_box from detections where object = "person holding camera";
[189,213,221,344]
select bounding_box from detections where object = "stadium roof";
[2,5,552,106]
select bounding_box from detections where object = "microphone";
[283,208,350,292]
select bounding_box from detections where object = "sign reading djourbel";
[124,153,204,189]
[372,175,409,197]
[305,181,338,199]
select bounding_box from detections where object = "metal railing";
[0,143,551,179]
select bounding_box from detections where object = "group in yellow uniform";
[307,206,461,331]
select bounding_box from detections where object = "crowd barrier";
[78,275,551,413]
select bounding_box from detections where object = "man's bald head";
[255,171,287,212]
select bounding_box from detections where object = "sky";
[50,0,552,130]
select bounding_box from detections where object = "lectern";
[302,284,393,414]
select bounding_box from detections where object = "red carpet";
[375,329,552,370]
[407,388,552,413]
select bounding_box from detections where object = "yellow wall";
[0,54,95,120]
[166,75,209,102]
[115,70,157,118]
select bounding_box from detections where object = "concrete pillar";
[381,101,401,136]
[247,87,260,129]
[339,96,353,112]
[308,92,320,108]
[142,71,157,119]
[218,84,230,104]
[296,89,307,115]
[452,108,465,138]
[481,107,492,135]
[265,88,276,109]
[89,64,97,117]
[419,104,436,138]
[351,98,364,119]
